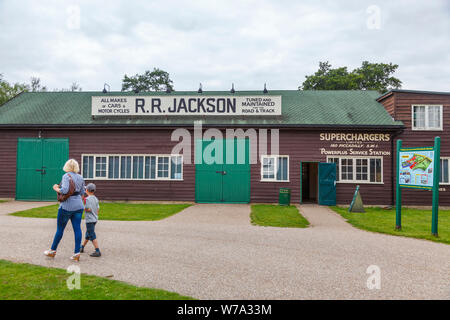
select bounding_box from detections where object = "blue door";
[318,162,336,206]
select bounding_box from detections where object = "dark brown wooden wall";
[379,92,450,206]
[0,128,395,205]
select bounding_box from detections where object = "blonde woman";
[44,159,86,261]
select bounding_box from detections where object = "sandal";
[44,249,56,258]
[70,253,80,262]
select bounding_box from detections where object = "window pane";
[108,156,119,179]
[157,157,169,178]
[341,158,353,180]
[144,156,156,179]
[370,158,382,182]
[262,157,275,179]
[441,159,449,183]
[356,159,368,181]
[413,106,425,128]
[83,156,93,179]
[132,156,144,179]
[95,157,107,177]
[276,157,288,181]
[328,158,339,181]
[428,106,441,128]
[120,156,131,179]
[170,156,182,180]
[89,156,93,178]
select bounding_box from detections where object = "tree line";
[0,62,401,105]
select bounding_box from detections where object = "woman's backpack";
[57,173,76,202]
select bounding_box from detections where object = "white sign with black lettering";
[91,96,282,116]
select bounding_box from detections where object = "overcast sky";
[0,0,449,92]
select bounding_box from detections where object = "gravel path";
[0,201,448,300]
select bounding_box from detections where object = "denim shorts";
[85,222,97,240]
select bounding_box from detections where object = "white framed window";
[82,156,94,179]
[440,158,450,185]
[157,156,170,179]
[132,156,144,179]
[171,155,183,180]
[261,155,289,182]
[328,157,340,181]
[81,154,183,181]
[95,156,107,178]
[108,156,120,179]
[120,156,132,179]
[327,156,383,184]
[412,105,443,130]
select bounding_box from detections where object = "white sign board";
[92,96,282,116]
[398,149,434,188]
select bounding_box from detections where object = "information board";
[398,148,434,189]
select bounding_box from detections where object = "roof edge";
[377,89,450,101]
[0,123,405,130]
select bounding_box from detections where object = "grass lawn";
[0,259,193,300]
[250,204,309,228]
[10,203,191,221]
[0,200,8,203]
[330,206,450,245]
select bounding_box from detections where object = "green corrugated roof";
[0,90,403,127]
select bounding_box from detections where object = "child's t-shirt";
[85,195,99,223]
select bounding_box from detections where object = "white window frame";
[82,155,94,179]
[440,157,450,185]
[260,155,289,182]
[156,156,170,180]
[411,105,443,131]
[81,154,183,181]
[94,156,107,178]
[326,156,384,184]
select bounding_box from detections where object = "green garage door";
[16,138,69,201]
[195,139,250,203]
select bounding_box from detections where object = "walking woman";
[44,159,85,261]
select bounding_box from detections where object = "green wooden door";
[16,139,43,200]
[195,139,250,203]
[195,139,223,203]
[318,162,337,206]
[16,138,69,201]
[41,139,69,200]
[222,139,250,203]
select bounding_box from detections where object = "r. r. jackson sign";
[91,96,282,116]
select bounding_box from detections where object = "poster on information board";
[398,148,434,189]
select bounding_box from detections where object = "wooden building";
[0,89,447,206]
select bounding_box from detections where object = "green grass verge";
[10,203,191,221]
[0,200,8,203]
[330,206,450,245]
[0,259,193,300]
[250,204,309,228]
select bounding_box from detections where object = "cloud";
[0,0,448,91]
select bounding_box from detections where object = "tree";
[121,68,174,92]
[353,61,402,92]
[30,77,47,92]
[0,74,29,105]
[55,82,82,92]
[300,61,402,92]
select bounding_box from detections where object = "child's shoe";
[43,249,56,258]
[90,251,101,257]
[70,253,80,261]
[80,246,84,253]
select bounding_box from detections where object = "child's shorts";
[85,222,97,240]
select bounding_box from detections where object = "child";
[81,183,101,257]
